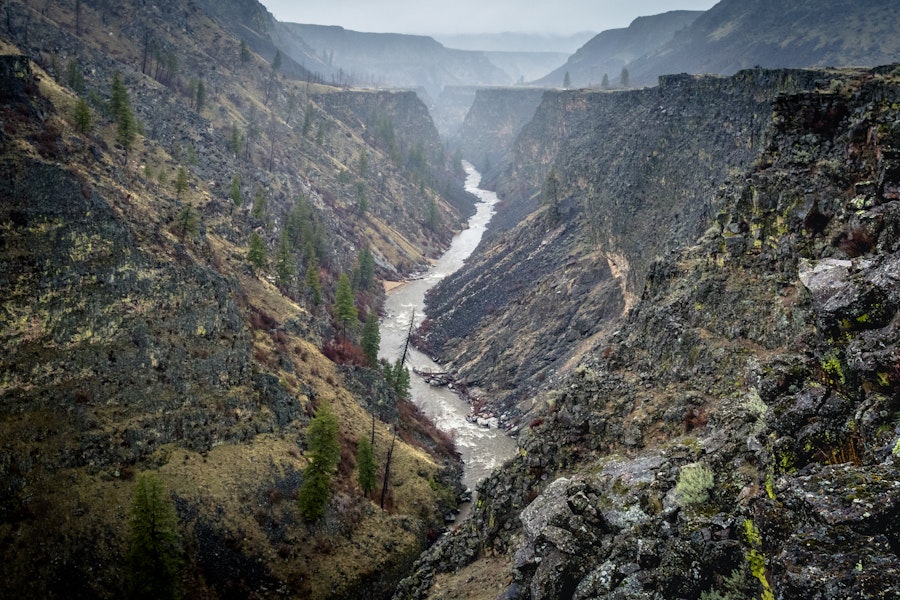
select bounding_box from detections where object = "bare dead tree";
[380,428,396,510]
[400,309,414,367]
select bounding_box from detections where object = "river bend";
[379,162,516,491]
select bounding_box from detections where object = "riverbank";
[379,162,517,493]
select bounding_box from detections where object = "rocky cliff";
[424,69,833,413]
[399,64,900,600]
[452,87,546,176]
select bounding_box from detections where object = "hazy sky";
[261,1,720,36]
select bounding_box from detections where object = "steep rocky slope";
[0,0,472,597]
[399,64,900,600]
[191,0,329,80]
[424,70,832,412]
[452,87,545,176]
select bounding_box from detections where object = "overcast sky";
[260,1,720,36]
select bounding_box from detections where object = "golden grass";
[428,554,514,600]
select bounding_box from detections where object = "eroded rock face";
[453,87,545,179]
[397,66,900,600]
[423,69,839,415]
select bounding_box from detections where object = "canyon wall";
[424,69,832,412]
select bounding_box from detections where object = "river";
[379,161,517,493]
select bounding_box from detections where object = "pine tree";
[228,123,242,157]
[66,59,86,94]
[247,231,267,272]
[174,205,198,239]
[297,468,330,521]
[174,166,189,199]
[542,166,561,224]
[355,181,368,215]
[395,360,410,399]
[127,472,182,600]
[361,312,380,366]
[305,260,322,305]
[357,245,375,291]
[306,402,340,472]
[116,106,137,160]
[271,50,282,73]
[195,79,205,113]
[265,51,282,106]
[601,73,609,89]
[620,67,630,88]
[275,230,295,289]
[110,71,137,160]
[251,185,266,220]
[563,71,571,88]
[240,39,251,64]
[302,105,313,137]
[109,70,128,120]
[229,174,242,206]
[427,195,439,230]
[384,358,410,400]
[334,273,358,331]
[356,437,376,497]
[73,98,92,134]
[298,402,340,520]
[315,122,324,146]
[285,199,307,249]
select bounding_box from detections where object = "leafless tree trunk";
[380,429,396,510]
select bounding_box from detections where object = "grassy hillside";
[0,0,471,597]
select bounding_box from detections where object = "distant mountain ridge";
[434,31,597,54]
[623,0,900,86]
[537,11,703,87]
[275,23,513,97]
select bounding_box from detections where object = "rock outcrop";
[399,64,900,600]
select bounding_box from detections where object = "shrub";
[674,462,714,506]
[821,353,846,386]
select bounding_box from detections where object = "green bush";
[674,462,714,506]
